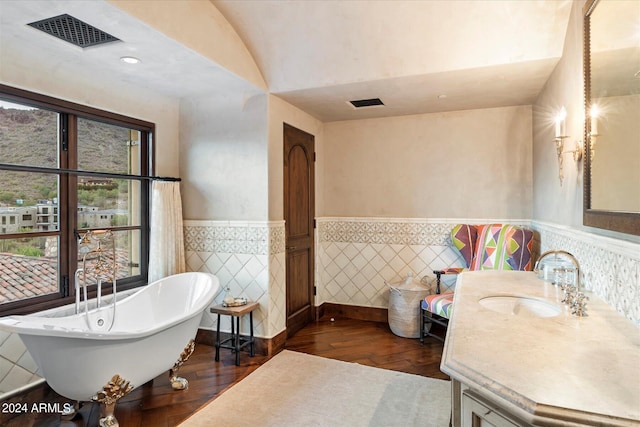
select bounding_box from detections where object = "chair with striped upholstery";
[420,224,534,343]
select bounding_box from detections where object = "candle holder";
[554,136,582,186]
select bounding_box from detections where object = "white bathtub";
[0,272,219,402]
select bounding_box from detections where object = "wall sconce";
[553,107,583,185]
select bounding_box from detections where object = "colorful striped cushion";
[450,224,477,268]
[421,293,454,319]
[469,224,534,271]
[505,225,534,271]
[424,225,533,324]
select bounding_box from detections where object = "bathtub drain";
[97,318,104,327]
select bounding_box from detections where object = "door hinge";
[313,152,316,162]
[62,275,69,297]
[313,219,316,229]
[313,286,317,296]
[60,114,69,151]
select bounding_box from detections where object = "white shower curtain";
[148,181,186,282]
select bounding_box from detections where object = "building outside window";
[0,85,154,315]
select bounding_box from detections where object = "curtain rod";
[0,163,181,182]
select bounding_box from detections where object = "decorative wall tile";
[317,218,639,327]
[268,252,286,337]
[0,332,43,397]
[533,221,639,325]
[192,251,270,337]
[184,220,286,338]
[317,218,472,308]
[184,220,284,255]
[319,219,458,246]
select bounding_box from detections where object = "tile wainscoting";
[533,221,640,325]
[0,330,41,399]
[315,218,531,310]
[315,217,639,326]
[184,220,286,339]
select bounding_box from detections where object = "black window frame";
[0,84,155,316]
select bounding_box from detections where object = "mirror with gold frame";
[583,0,640,235]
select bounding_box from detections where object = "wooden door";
[283,123,315,338]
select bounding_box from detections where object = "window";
[0,85,154,315]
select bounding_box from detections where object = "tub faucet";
[74,268,84,315]
[97,279,102,309]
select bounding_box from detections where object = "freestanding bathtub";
[0,271,219,421]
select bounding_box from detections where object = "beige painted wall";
[179,91,269,221]
[321,106,533,219]
[532,0,585,229]
[178,92,323,222]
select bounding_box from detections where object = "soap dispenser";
[222,285,235,306]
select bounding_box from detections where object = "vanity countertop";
[440,270,640,427]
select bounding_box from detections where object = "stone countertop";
[440,270,640,427]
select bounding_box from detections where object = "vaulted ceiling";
[1,0,573,122]
[213,0,573,121]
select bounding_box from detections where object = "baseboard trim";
[195,328,286,357]
[319,302,388,323]
[195,303,387,357]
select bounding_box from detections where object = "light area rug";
[179,350,451,427]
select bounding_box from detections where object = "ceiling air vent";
[349,98,385,108]
[28,14,120,48]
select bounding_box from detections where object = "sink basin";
[479,296,562,318]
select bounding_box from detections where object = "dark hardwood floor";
[2,315,447,426]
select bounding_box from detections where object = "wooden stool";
[210,301,259,366]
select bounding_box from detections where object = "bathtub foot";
[99,402,118,427]
[92,374,133,427]
[169,339,196,390]
[170,376,189,390]
[60,400,81,421]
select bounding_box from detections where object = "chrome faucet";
[74,268,84,315]
[534,250,581,292]
[534,250,588,316]
[75,230,118,328]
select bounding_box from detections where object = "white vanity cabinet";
[440,271,640,427]
[461,389,530,427]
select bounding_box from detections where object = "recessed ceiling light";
[120,56,141,64]
[437,94,447,99]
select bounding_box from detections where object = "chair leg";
[421,312,447,344]
[420,307,437,344]
[420,307,425,344]
[434,271,442,294]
